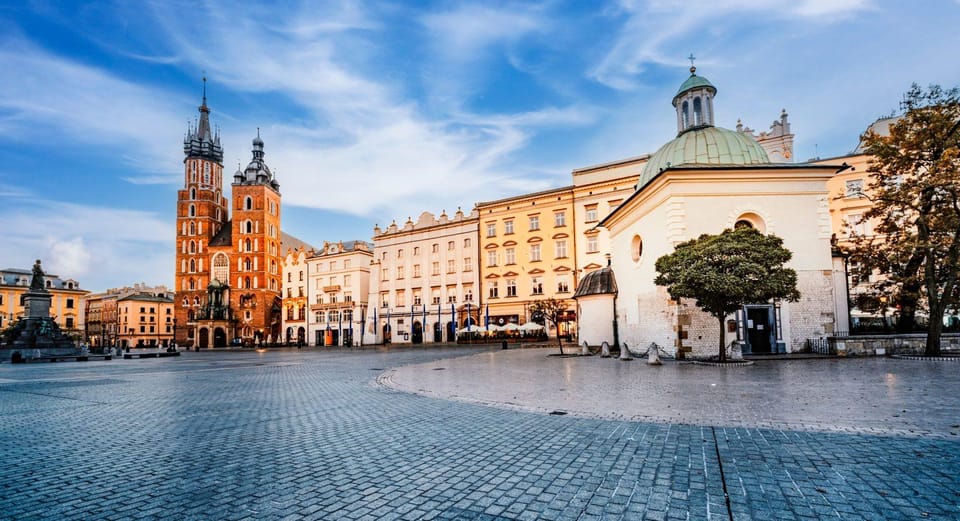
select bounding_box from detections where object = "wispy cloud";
[0,193,172,289]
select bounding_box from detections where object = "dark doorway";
[433,322,442,342]
[412,321,423,344]
[382,324,391,344]
[745,306,773,354]
[447,321,456,342]
[213,327,227,347]
[286,327,293,344]
[198,328,209,349]
[297,327,305,345]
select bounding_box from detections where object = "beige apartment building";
[367,209,478,344]
[1,267,87,340]
[306,241,372,347]
[476,188,578,337]
[116,291,175,348]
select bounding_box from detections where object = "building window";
[464,257,472,272]
[557,276,570,293]
[446,259,455,273]
[505,247,516,265]
[189,204,195,217]
[66,298,74,309]
[381,268,389,281]
[486,250,497,267]
[488,281,499,298]
[464,238,471,248]
[631,235,644,263]
[413,264,421,278]
[413,246,420,256]
[432,243,439,253]
[585,205,598,222]
[555,240,567,259]
[506,279,517,297]
[845,179,864,198]
[397,248,403,258]
[66,317,74,329]
[554,211,566,227]
[432,262,440,276]
[532,277,543,295]
[504,220,514,234]
[448,241,455,251]
[529,215,539,231]
[396,292,406,307]
[396,266,404,279]
[530,244,541,262]
[587,236,598,253]
[486,223,496,237]
[413,291,422,306]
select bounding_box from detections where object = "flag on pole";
[466,302,472,327]
[373,306,378,337]
[451,303,456,328]
[485,304,490,328]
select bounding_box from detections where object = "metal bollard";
[620,342,633,361]
[601,341,611,358]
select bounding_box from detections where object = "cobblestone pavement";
[0,347,957,520]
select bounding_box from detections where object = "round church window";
[631,235,643,263]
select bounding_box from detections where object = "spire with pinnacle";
[184,75,224,163]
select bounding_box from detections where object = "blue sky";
[1,0,958,292]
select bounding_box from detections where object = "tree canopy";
[654,227,800,362]
[852,84,960,356]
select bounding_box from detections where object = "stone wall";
[831,334,960,356]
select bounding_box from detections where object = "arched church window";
[204,163,211,185]
[244,277,251,289]
[734,213,766,233]
[190,188,196,200]
[189,204,196,217]
[189,241,196,254]
[631,235,644,263]
[182,297,188,307]
[189,259,196,273]
[216,208,221,220]
[245,196,253,211]
[189,222,196,235]
[245,238,252,252]
[693,97,703,126]
[189,278,196,290]
[212,253,229,283]
[244,258,252,271]
[682,100,690,129]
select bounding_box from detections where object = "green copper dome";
[637,126,770,190]
[674,73,716,101]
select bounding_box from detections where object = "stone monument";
[1,260,79,362]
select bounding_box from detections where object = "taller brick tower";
[175,79,228,347]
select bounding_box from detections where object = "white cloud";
[0,194,172,290]
[0,37,187,181]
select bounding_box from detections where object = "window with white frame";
[396,266,404,279]
[464,287,473,302]
[530,244,541,262]
[505,247,516,265]
[504,220,514,234]
[447,259,456,273]
[486,223,496,237]
[557,275,570,293]
[413,264,421,277]
[531,277,543,295]
[464,257,472,272]
[585,205,598,222]
[506,279,517,297]
[488,281,499,298]
[529,215,540,231]
[432,261,440,276]
[587,235,598,253]
[555,240,567,259]
[487,250,497,267]
[554,211,566,227]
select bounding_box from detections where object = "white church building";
[575,66,849,358]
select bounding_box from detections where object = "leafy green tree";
[853,84,960,356]
[528,298,569,354]
[654,227,800,362]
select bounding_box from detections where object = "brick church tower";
[174,81,283,348]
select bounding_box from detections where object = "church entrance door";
[744,306,774,354]
[213,328,227,347]
[198,328,209,349]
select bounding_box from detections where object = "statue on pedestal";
[30,259,45,291]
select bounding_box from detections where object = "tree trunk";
[717,314,727,363]
[556,322,564,355]
[896,278,921,333]
[926,315,943,357]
